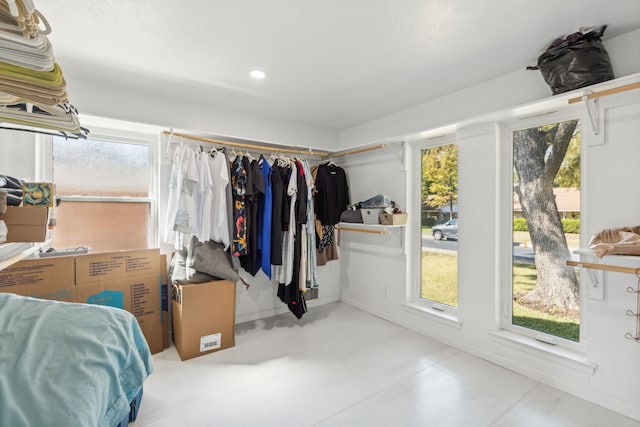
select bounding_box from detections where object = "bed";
[0,292,153,427]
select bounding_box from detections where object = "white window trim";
[408,134,460,322]
[498,105,588,354]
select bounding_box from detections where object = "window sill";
[402,302,462,329]
[489,330,597,375]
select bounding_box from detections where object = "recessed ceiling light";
[250,70,266,79]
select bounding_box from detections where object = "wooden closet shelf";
[335,222,406,235]
[566,260,640,275]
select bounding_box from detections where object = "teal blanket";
[0,293,153,427]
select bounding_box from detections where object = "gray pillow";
[190,239,239,282]
[174,271,218,285]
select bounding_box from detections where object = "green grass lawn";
[421,252,458,307]
[512,262,579,341]
[421,252,579,341]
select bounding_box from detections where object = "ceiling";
[36,1,640,131]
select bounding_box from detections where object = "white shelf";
[0,241,50,271]
[573,248,640,268]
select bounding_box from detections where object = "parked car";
[432,219,458,240]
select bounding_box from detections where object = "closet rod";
[163,130,328,156]
[334,226,387,235]
[326,143,387,159]
[567,81,640,104]
[566,260,639,274]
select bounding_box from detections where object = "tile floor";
[133,302,639,427]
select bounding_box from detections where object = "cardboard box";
[75,249,161,284]
[172,280,236,361]
[0,206,48,242]
[76,274,164,355]
[0,249,165,354]
[0,255,75,301]
[160,254,170,349]
[76,249,163,354]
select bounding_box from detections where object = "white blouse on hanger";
[163,143,199,249]
[207,151,231,250]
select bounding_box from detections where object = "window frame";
[409,134,460,320]
[37,126,160,250]
[498,107,587,353]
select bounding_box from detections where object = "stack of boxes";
[0,248,168,354]
[0,246,237,361]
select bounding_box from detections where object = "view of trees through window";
[421,143,458,307]
[512,119,581,342]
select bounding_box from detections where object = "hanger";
[208,145,220,157]
[245,151,257,162]
[5,0,19,17]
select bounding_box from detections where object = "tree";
[513,120,579,312]
[423,144,458,220]
[554,131,581,188]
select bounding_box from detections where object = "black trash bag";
[527,26,614,95]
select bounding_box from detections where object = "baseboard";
[235,293,340,324]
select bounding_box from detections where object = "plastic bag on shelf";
[527,26,614,95]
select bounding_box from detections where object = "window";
[418,141,459,314]
[502,115,582,349]
[50,136,156,253]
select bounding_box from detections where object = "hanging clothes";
[224,151,241,270]
[240,158,265,276]
[314,162,349,226]
[207,150,231,250]
[277,160,308,319]
[270,163,290,266]
[311,164,341,265]
[164,143,199,249]
[257,155,273,278]
[273,162,297,285]
[194,150,213,243]
[302,160,318,289]
[230,155,248,256]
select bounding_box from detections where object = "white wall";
[338,29,640,150]
[63,64,339,152]
[336,30,640,421]
[0,129,37,180]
